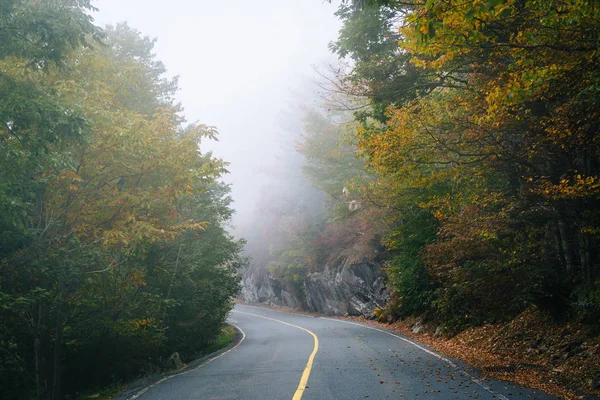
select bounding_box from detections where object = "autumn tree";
[329,0,600,325]
[0,6,243,398]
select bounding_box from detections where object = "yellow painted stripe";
[234,310,319,400]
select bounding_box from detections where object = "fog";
[93,0,341,233]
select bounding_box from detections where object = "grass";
[76,384,128,400]
[201,325,237,355]
[75,324,237,400]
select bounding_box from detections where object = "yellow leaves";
[57,170,83,183]
[193,124,219,141]
[37,45,225,257]
[130,318,155,330]
[535,175,600,200]
[360,88,495,192]
[401,0,519,70]
[171,220,208,233]
[0,56,31,78]
[433,209,445,221]
[130,270,147,288]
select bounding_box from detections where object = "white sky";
[92,0,341,222]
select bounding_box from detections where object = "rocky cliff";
[239,258,388,318]
[239,265,303,309]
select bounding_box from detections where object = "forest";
[254,0,600,327]
[0,1,244,399]
[2,0,600,398]
[235,0,600,393]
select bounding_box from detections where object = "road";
[133,304,557,400]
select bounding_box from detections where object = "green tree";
[0,11,243,400]
[329,2,435,122]
[0,0,100,259]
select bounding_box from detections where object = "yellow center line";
[233,310,319,400]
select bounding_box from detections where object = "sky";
[92,0,342,225]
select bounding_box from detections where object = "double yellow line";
[234,311,319,400]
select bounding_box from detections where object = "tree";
[1,2,101,397]
[0,12,243,399]
[331,0,600,325]
[328,2,435,122]
[0,0,100,260]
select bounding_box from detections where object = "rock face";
[239,259,388,318]
[239,265,302,309]
[303,259,388,318]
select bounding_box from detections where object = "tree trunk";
[34,303,50,400]
[557,215,576,275]
[163,244,183,320]
[553,221,566,270]
[51,286,64,400]
[580,233,594,284]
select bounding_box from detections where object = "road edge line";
[124,324,246,400]
[319,317,509,400]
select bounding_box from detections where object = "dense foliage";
[326,0,600,329]
[0,2,244,399]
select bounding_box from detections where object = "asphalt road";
[134,304,557,400]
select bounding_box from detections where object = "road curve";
[134,304,557,400]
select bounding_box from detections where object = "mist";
[93,0,342,230]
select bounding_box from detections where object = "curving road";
[133,304,557,400]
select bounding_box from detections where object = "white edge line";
[319,317,510,400]
[126,324,246,400]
